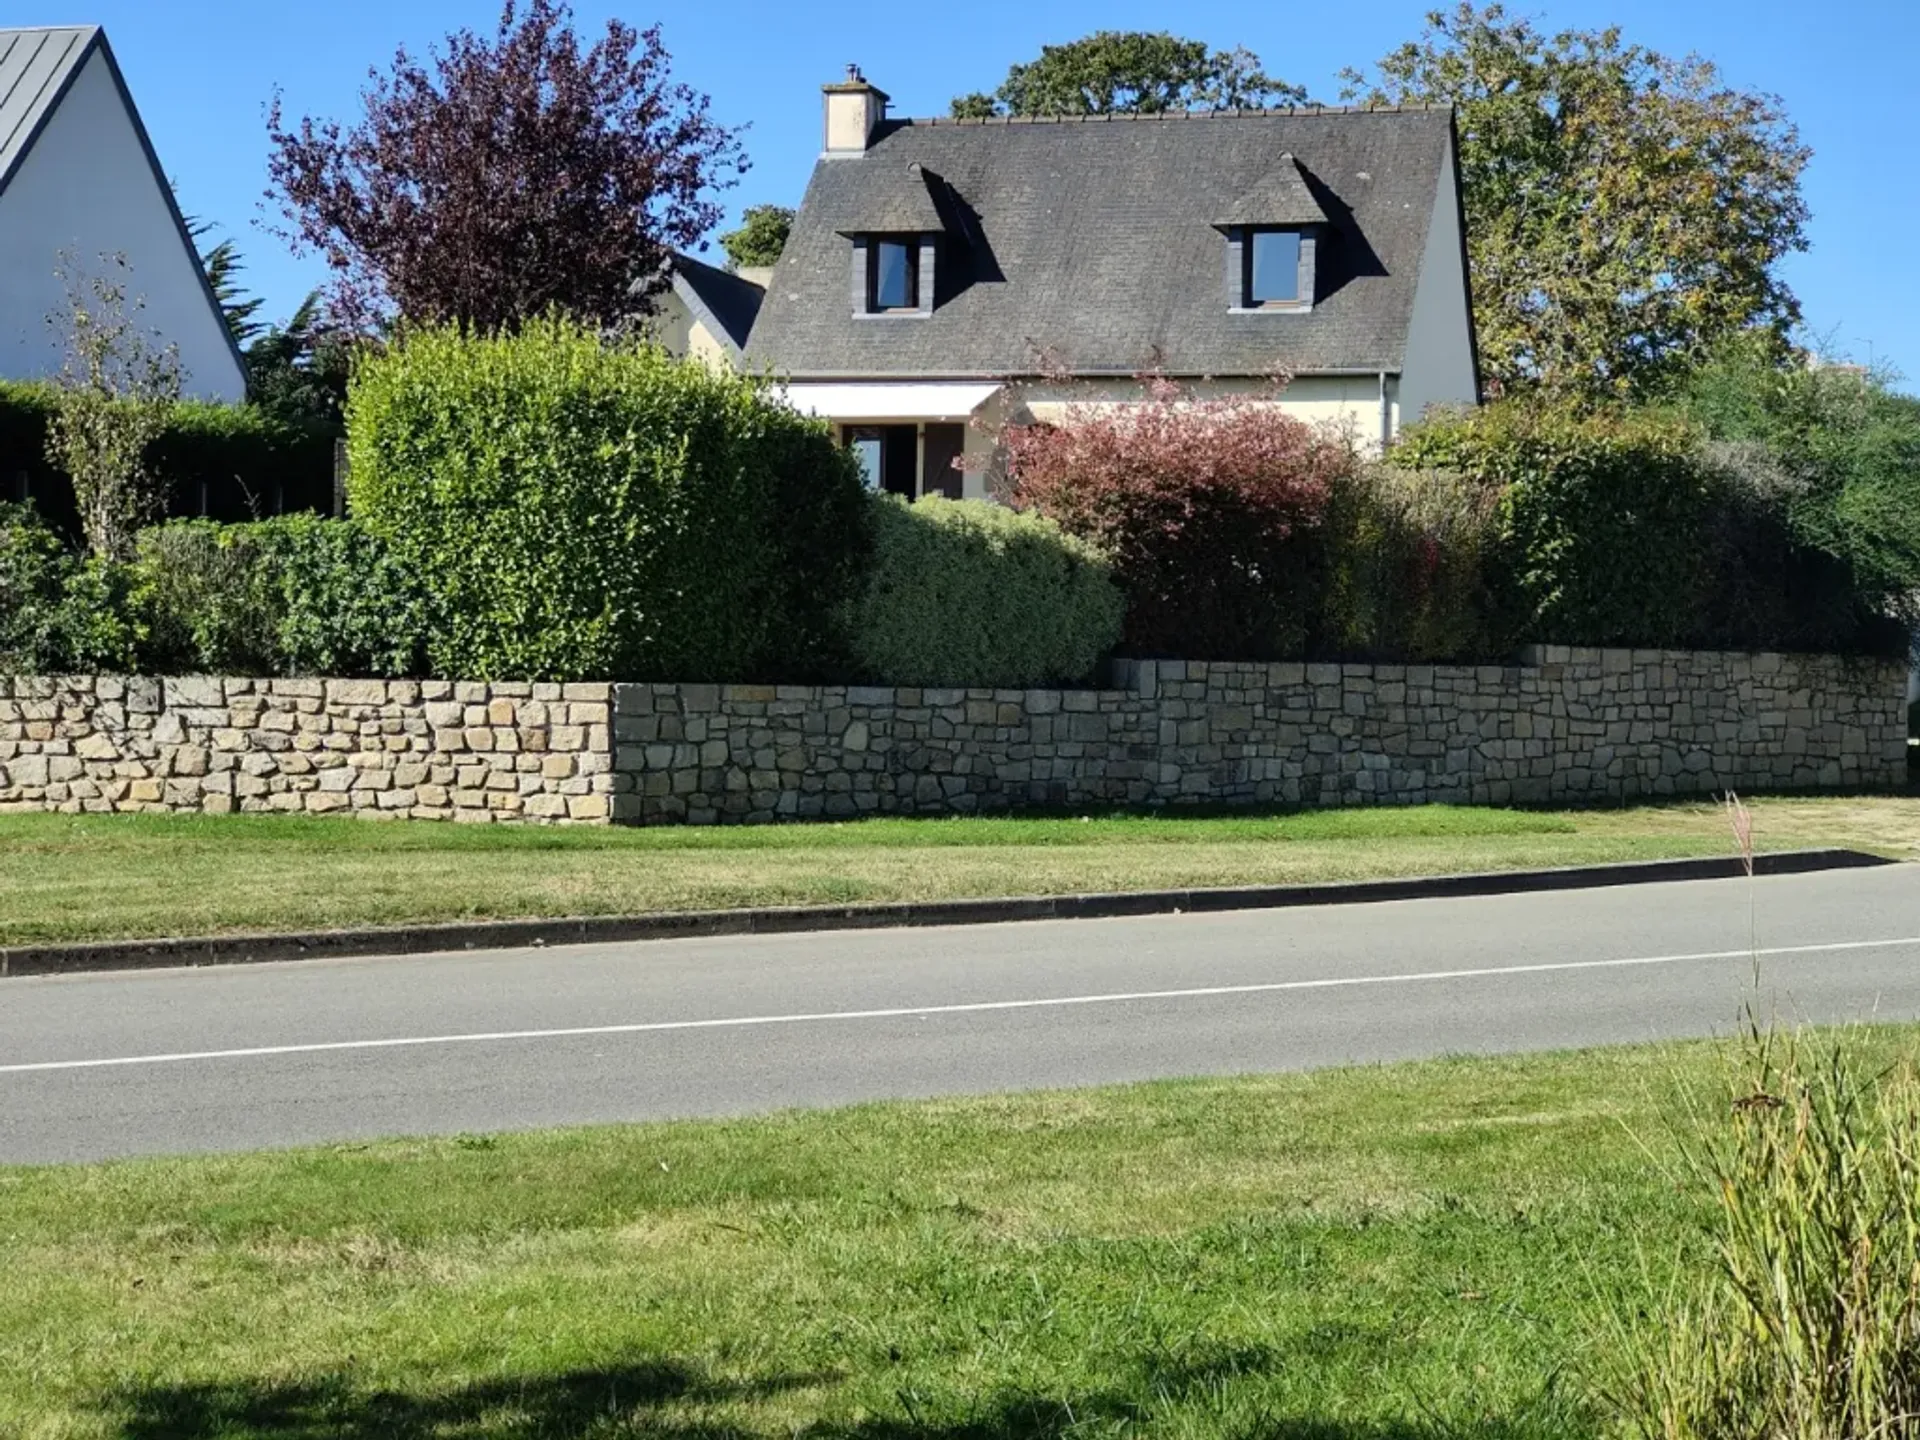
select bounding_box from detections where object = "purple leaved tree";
[266,0,746,333]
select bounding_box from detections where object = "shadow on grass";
[101,1343,1585,1440]
[102,1359,824,1440]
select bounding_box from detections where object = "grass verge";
[7,1027,1920,1439]
[1,797,1914,947]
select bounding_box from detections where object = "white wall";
[1397,135,1479,426]
[0,48,243,402]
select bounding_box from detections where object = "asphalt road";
[4,865,1919,1164]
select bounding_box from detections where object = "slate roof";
[1214,153,1327,227]
[670,252,764,355]
[0,26,96,194]
[745,105,1458,380]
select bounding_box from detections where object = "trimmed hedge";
[346,320,870,682]
[133,516,427,677]
[0,380,337,537]
[843,496,1124,688]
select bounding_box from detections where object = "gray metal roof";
[0,26,97,195]
[746,105,1457,379]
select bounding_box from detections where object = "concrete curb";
[0,848,1896,980]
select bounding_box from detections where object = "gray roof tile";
[746,106,1456,379]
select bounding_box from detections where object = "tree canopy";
[719,205,793,270]
[265,0,745,333]
[1344,3,1810,398]
[950,31,1306,118]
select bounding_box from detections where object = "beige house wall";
[957,374,1398,499]
[642,290,735,372]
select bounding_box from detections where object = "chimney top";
[823,63,889,99]
[822,64,888,154]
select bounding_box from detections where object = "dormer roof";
[833,161,945,235]
[1213,153,1328,228]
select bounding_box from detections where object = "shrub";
[0,502,136,672]
[1396,400,1717,648]
[1002,380,1353,659]
[842,496,1123,687]
[347,319,870,681]
[132,516,427,677]
[1315,465,1508,662]
[133,521,279,673]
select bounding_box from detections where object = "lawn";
[1,796,1914,946]
[6,1027,1917,1439]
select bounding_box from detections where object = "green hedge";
[133,516,427,677]
[0,503,136,672]
[1314,467,1509,662]
[843,496,1124,687]
[346,320,870,682]
[1397,397,1904,656]
[0,381,337,536]
[1394,403,1714,649]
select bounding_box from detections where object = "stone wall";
[608,648,1909,823]
[0,649,1906,823]
[0,676,615,821]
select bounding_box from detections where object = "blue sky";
[60,0,1917,384]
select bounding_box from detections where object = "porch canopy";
[776,381,1002,422]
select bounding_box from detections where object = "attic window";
[868,238,919,311]
[1247,230,1302,306]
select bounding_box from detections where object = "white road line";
[3,935,1917,1076]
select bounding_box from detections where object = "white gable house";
[0,25,244,402]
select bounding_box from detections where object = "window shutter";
[1223,227,1244,310]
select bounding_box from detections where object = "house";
[646,251,766,372]
[713,67,1478,499]
[0,25,244,402]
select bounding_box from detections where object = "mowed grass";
[9,1028,1920,1439]
[1,796,1914,945]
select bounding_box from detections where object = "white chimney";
[822,64,888,155]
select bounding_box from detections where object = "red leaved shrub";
[1000,379,1356,658]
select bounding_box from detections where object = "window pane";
[849,429,883,490]
[874,240,914,309]
[1250,230,1301,304]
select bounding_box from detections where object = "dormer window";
[1215,152,1328,315]
[869,237,919,311]
[1246,229,1303,307]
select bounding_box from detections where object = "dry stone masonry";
[0,648,1905,824]
[0,676,616,822]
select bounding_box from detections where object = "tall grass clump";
[1606,1019,1920,1438]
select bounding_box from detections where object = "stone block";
[163,676,224,708]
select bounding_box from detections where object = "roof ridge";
[909,101,1453,127]
[0,24,100,34]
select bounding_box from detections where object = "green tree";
[718,205,793,270]
[951,31,1306,118]
[185,216,266,347]
[1344,3,1810,398]
[245,293,355,431]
